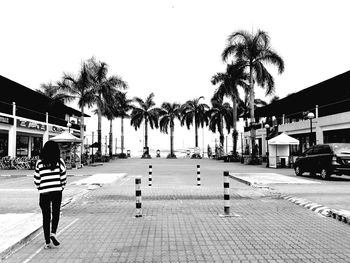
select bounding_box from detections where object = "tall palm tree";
[207,98,233,152]
[159,102,182,159]
[181,97,209,157]
[87,57,128,157]
[130,93,160,158]
[37,82,73,104]
[222,29,284,160]
[211,62,248,156]
[115,92,133,157]
[58,62,95,160]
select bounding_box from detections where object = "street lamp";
[264,124,270,168]
[307,112,315,146]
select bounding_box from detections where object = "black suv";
[294,143,350,179]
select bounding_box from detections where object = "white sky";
[1,0,350,155]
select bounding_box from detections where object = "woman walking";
[34,140,66,249]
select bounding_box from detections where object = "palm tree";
[222,29,284,160]
[130,93,160,158]
[211,62,248,156]
[87,57,128,157]
[181,97,209,157]
[115,92,133,157]
[37,82,73,104]
[207,98,233,152]
[159,102,181,158]
[58,62,95,161]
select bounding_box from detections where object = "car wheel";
[295,166,303,176]
[320,168,331,180]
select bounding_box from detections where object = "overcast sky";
[1,0,350,155]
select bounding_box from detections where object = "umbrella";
[50,131,82,143]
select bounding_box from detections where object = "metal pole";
[148,165,152,186]
[223,171,230,215]
[135,176,142,217]
[197,165,201,186]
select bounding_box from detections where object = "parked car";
[294,143,350,179]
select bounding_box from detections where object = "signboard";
[0,115,13,125]
[17,120,46,131]
[50,125,65,133]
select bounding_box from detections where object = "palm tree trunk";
[195,124,198,148]
[80,106,85,166]
[144,119,149,157]
[219,118,224,149]
[232,96,238,157]
[109,119,113,157]
[97,108,102,157]
[249,64,256,158]
[170,124,175,158]
[121,116,124,154]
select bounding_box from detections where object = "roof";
[256,70,350,118]
[268,133,299,145]
[0,75,90,125]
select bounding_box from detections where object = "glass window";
[16,135,29,156]
[0,133,8,157]
[31,137,42,157]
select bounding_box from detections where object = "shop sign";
[0,115,13,125]
[17,120,46,131]
[50,125,65,133]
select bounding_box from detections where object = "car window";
[321,145,332,154]
[312,146,322,155]
[303,147,313,155]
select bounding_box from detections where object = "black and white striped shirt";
[34,158,67,194]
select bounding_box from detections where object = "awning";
[50,131,82,143]
[268,133,299,145]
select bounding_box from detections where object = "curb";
[229,174,350,225]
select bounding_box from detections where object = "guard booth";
[268,133,299,168]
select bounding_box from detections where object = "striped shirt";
[34,158,67,194]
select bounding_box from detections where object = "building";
[245,70,350,158]
[0,75,89,158]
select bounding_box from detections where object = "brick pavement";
[3,163,350,263]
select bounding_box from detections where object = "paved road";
[2,158,350,262]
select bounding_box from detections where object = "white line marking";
[22,218,79,263]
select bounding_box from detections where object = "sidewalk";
[0,162,125,261]
[3,158,350,262]
[2,158,350,262]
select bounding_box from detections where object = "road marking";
[22,218,79,263]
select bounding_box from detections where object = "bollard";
[135,176,142,217]
[223,171,230,215]
[219,171,240,217]
[149,165,152,186]
[197,164,201,186]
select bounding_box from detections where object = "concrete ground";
[1,158,350,262]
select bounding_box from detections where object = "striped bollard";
[148,165,152,186]
[135,176,142,218]
[223,171,230,215]
[197,165,201,186]
[219,171,240,217]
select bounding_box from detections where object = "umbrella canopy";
[268,133,299,145]
[50,131,82,143]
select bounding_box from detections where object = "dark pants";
[39,191,62,244]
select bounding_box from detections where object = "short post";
[197,164,201,186]
[224,171,230,215]
[148,165,152,186]
[135,176,142,217]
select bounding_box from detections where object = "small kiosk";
[268,133,299,168]
[50,131,82,169]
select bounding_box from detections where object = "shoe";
[50,235,60,246]
[44,243,53,249]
